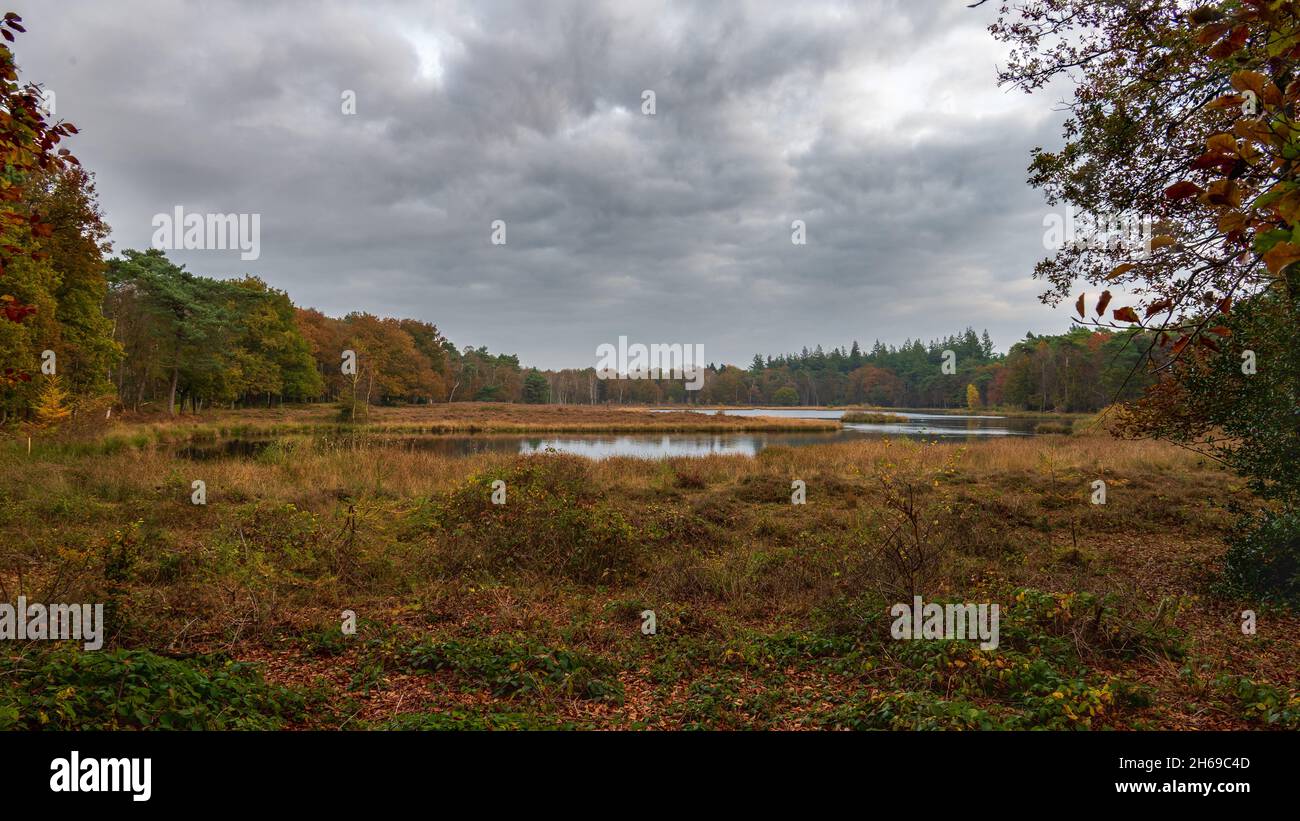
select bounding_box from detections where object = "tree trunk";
[168,365,180,416]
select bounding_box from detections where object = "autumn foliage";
[0,13,81,385]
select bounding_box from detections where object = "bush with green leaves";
[370,710,582,730]
[0,647,310,730]
[1121,287,1300,604]
[771,386,799,406]
[1177,289,1299,512]
[1215,674,1300,730]
[405,636,624,704]
[1219,509,1300,605]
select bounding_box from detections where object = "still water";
[657,408,1034,435]
[180,409,1041,461]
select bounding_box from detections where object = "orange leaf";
[1207,133,1237,153]
[1106,263,1135,281]
[1217,213,1246,234]
[1262,241,1300,275]
[1112,306,1140,324]
[1204,179,1241,207]
[1205,93,1247,110]
[1230,70,1281,106]
[1196,22,1230,45]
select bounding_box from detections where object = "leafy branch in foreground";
[991,0,1300,600]
[0,12,81,385]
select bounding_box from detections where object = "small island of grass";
[841,411,910,424]
[1034,421,1074,435]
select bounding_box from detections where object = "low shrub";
[406,636,624,704]
[426,454,639,583]
[0,647,309,730]
[1218,509,1300,605]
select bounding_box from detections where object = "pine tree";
[34,373,72,427]
[522,369,549,404]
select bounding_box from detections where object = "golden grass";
[4,415,1291,731]
[110,402,839,438]
[6,425,1222,512]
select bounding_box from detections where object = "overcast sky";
[18,0,1078,369]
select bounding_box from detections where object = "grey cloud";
[16,0,1071,368]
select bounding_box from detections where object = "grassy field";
[1,404,1295,730]
[95,402,837,442]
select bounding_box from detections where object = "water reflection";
[178,410,1040,461]
[521,433,762,458]
[653,408,1036,438]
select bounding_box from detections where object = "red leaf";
[1096,290,1112,316]
[1164,181,1202,200]
[1144,299,1173,318]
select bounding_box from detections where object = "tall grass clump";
[424,454,640,583]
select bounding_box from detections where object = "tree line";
[550,327,1154,411]
[104,249,532,415]
[6,231,1161,419]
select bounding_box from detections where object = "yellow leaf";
[1217,213,1246,234]
[1106,263,1135,281]
[1206,132,1237,153]
[1263,241,1300,275]
[1231,70,1281,106]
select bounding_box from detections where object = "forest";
[4,228,1154,420]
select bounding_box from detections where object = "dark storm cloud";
[15,0,1073,368]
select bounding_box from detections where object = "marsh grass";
[0,412,1292,730]
[91,402,839,442]
[841,412,910,424]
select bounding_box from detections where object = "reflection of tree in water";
[176,416,1044,462]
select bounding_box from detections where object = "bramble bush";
[0,647,309,730]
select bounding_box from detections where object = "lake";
[655,407,1036,435]
[179,409,1043,461]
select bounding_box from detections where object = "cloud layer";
[18,0,1074,368]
